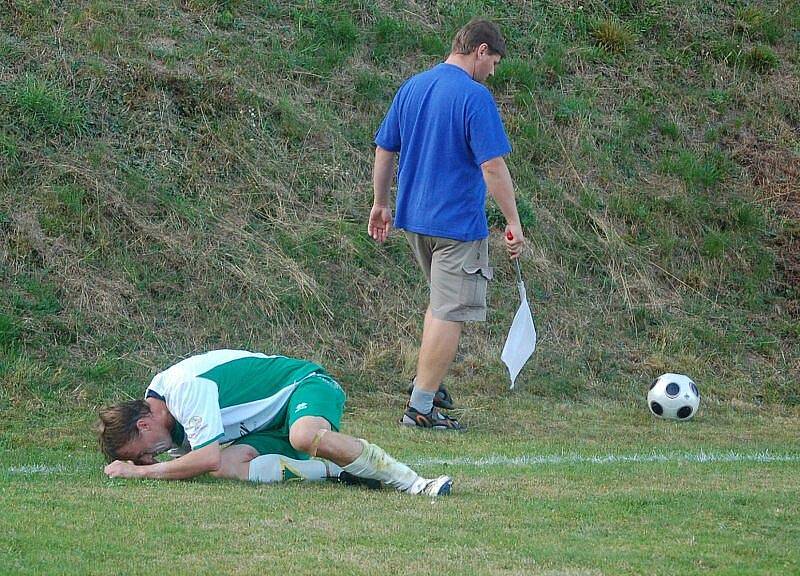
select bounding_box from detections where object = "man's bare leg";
[415,306,462,393]
[289,416,452,496]
[405,306,463,425]
[212,444,259,480]
[288,417,361,466]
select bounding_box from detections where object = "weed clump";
[490,58,540,91]
[0,131,18,159]
[734,6,767,35]
[370,17,442,64]
[658,149,731,190]
[590,19,635,53]
[734,6,785,43]
[5,75,88,135]
[745,45,779,72]
[657,120,680,140]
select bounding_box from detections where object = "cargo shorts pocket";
[459,263,493,308]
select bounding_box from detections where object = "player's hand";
[368,204,392,243]
[505,224,524,259]
[104,460,144,479]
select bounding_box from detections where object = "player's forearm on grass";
[140,442,221,480]
[482,157,521,227]
[372,146,396,207]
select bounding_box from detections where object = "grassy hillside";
[1,0,798,443]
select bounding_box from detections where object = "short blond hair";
[96,400,150,462]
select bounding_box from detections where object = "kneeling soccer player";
[97,349,451,496]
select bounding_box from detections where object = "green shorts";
[230,374,346,460]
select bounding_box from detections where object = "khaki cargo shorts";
[405,231,493,322]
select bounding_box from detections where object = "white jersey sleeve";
[151,377,225,450]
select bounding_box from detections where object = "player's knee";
[289,419,329,455]
[288,426,316,454]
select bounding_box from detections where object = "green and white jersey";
[145,349,325,450]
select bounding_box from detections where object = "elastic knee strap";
[308,429,327,458]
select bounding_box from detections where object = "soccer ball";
[647,373,700,420]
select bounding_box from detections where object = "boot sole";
[399,414,466,431]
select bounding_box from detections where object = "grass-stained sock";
[342,439,419,491]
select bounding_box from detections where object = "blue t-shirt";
[375,63,511,241]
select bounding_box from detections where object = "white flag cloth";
[501,264,537,389]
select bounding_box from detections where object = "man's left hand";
[504,224,525,259]
[104,460,145,479]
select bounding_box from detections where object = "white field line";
[6,464,70,474]
[4,451,799,476]
[414,451,800,467]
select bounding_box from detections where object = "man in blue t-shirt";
[369,19,525,430]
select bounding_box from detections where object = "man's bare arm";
[104,442,222,480]
[482,156,524,257]
[368,146,397,242]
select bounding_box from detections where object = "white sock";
[248,454,342,483]
[342,439,420,491]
